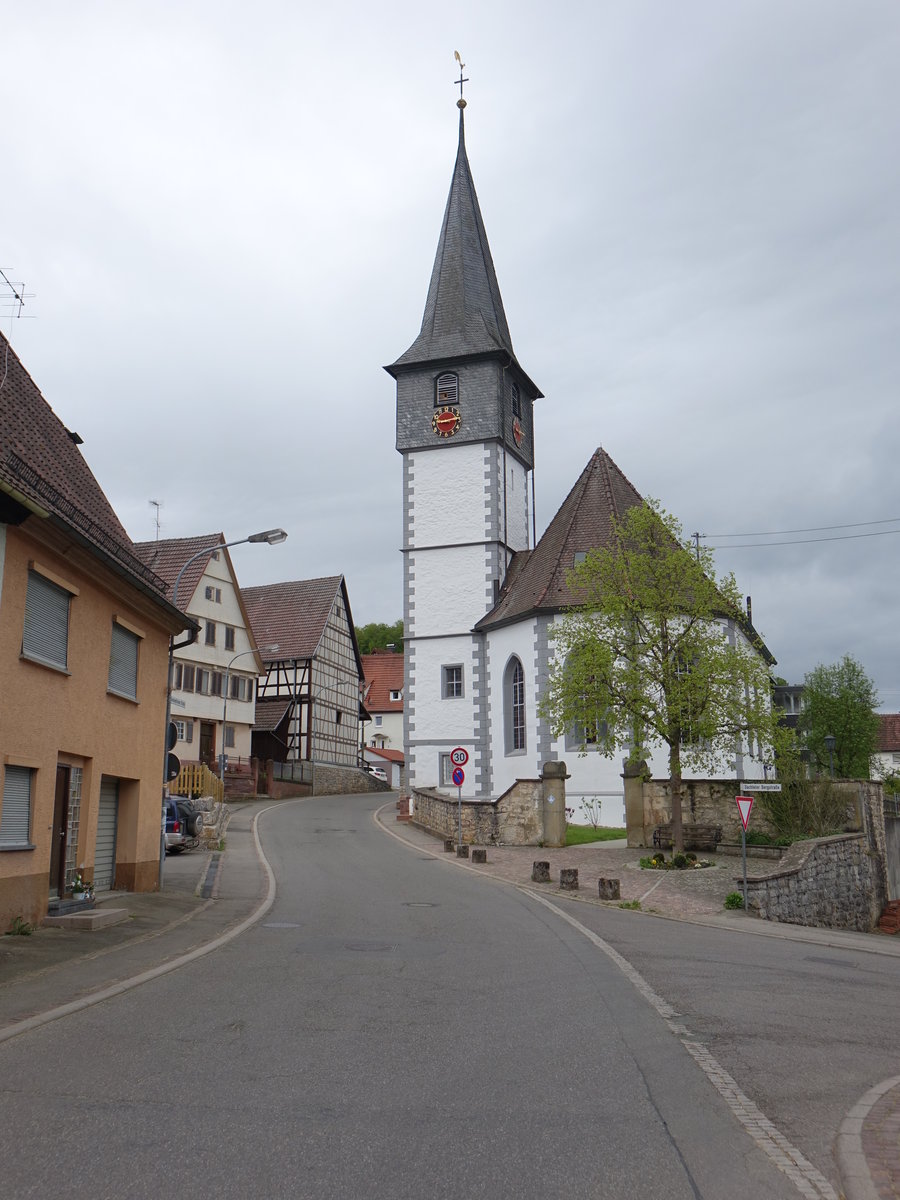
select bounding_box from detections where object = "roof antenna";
[0,267,36,392]
[149,499,163,542]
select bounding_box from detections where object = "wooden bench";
[652,822,723,852]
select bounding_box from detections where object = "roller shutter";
[95,778,119,892]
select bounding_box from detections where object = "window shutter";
[108,623,139,699]
[0,766,32,845]
[23,572,70,668]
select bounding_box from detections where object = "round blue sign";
[452,766,465,787]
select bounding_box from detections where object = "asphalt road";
[0,794,857,1199]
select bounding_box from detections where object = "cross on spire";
[453,51,468,107]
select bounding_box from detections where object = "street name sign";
[739,782,782,792]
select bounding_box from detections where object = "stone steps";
[43,907,130,931]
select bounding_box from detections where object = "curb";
[835,1076,900,1200]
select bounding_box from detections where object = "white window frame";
[442,664,464,699]
[439,753,454,785]
[504,656,526,755]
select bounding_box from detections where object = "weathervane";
[454,50,468,109]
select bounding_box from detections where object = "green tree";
[540,500,784,852]
[355,620,403,655]
[799,655,879,779]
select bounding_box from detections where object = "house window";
[174,719,194,744]
[205,622,216,647]
[442,665,463,699]
[439,753,454,785]
[23,570,71,670]
[0,765,34,848]
[225,626,235,652]
[336,710,342,725]
[435,372,458,407]
[389,690,401,702]
[108,621,140,700]
[182,664,195,692]
[511,380,521,418]
[205,586,222,603]
[504,657,526,754]
[211,672,224,698]
[374,715,383,727]
[195,669,210,695]
[224,725,235,749]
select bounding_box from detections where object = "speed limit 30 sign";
[450,747,469,767]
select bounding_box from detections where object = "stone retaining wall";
[744,833,886,932]
[412,778,544,845]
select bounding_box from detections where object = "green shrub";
[6,915,33,936]
[672,853,689,870]
[724,892,745,910]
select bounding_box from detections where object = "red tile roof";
[369,746,404,764]
[362,652,404,712]
[0,330,182,617]
[877,715,900,753]
[253,698,292,733]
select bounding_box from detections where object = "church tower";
[385,96,543,797]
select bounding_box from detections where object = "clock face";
[432,406,461,438]
[512,417,523,446]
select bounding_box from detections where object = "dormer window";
[511,380,521,418]
[435,373,458,407]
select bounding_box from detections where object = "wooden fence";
[172,762,223,805]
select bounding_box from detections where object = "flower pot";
[73,891,86,901]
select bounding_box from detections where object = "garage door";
[95,778,119,892]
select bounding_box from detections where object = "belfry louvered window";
[435,373,458,407]
[511,380,521,418]
[23,570,71,670]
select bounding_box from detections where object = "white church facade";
[386,100,773,827]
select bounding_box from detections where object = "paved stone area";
[863,1086,900,1199]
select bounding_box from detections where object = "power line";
[703,517,900,539]
[707,527,900,550]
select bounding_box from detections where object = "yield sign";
[735,795,753,832]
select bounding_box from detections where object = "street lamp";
[160,528,287,881]
[220,644,279,789]
[824,734,836,780]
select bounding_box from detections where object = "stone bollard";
[444,838,455,852]
[560,867,579,890]
[532,861,551,883]
[456,844,469,858]
[471,848,487,864]
[598,877,621,901]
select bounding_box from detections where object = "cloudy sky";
[4,2,899,708]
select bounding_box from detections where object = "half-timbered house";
[243,576,364,767]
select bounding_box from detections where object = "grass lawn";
[565,824,627,847]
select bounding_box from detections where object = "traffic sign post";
[453,764,466,847]
[735,795,754,911]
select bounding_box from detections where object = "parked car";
[369,766,388,782]
[164,797,204,854]
[164,798,187,855]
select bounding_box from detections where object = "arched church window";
[504,656,526,755]
[435,373,458,407]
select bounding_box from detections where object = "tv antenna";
[0,268,35,320]
[149,499,163,541]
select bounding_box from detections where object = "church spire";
[389,89,521,372]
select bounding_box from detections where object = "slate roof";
[877,714,900,753]
[0,329,184,623]
[361,652,404,713]
[476,448,644,630]
[387,110,541,397]
[133,534,223,613]
[242,576,363,676]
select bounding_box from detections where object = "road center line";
[525,889,839,1200]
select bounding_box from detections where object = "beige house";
[0,331,189,929]
[133,536,264,773]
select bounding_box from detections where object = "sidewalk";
[380,810,900,1200]
[0,799,269,1040]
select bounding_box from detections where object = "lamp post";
[160,528,287,883]
[221,644,279,789]
[824,734,836,780]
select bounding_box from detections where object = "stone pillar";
[541,761,568,848]
[623,759,649,848]
[265,759,275,797]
